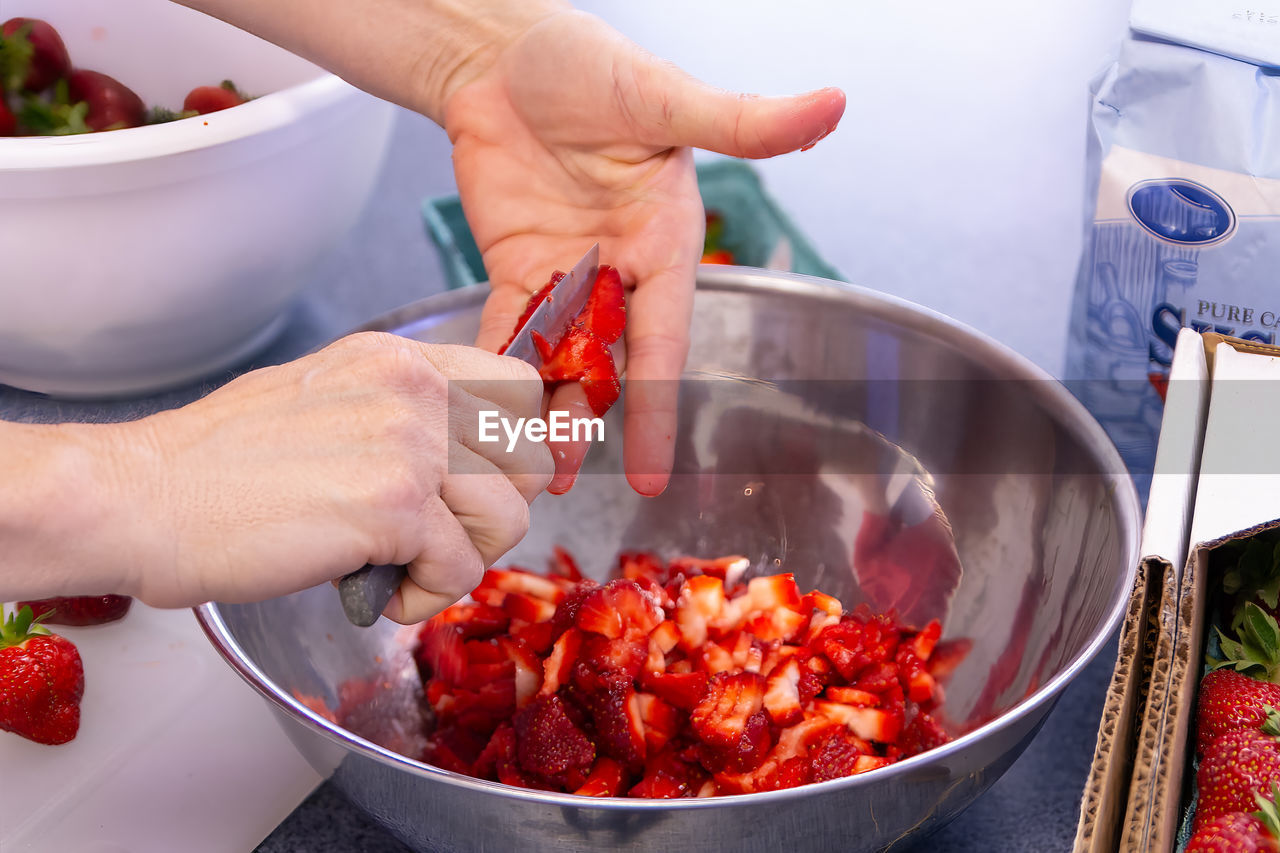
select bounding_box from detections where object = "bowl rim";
[194,267,1143,808]
[0,72,358,170]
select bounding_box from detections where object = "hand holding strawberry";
[449,10,843,497]
[0,604,84,745]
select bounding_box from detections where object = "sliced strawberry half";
[579,265,626,344]
[691,671,766,748]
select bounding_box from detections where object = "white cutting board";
[0,602,323,853]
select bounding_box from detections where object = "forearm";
[174,0,571,124]
[0,421,153,601]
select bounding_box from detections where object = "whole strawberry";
[16,594,132,626]
[1197,669,1280,756]
[1196,724,1280,832]
[0,605,84,745]
[1190,786,1280,852]
[1188,812,1279,852]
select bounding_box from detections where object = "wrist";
[177,0,572,126]
[420,0,572,123]
[0,421,151,600]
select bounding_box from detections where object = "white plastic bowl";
[0,0,396,396]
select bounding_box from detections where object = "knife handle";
[338,563,407,627]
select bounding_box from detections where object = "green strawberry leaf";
[1224,536,1280,632]
[0,604,54,648]
[1255,781,1280,840]
[1211,603,1280,682]
[0,22,35,95]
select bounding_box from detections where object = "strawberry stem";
[1209,602,1280,683]
[0,604,52,648]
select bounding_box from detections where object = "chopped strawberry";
[497,637,543,709]
[636,692,680,753]
[645,620,682,673]
[534,327,621,418]
[801,590,845,618]
[810,726,872,783]
[579,265,626,344]
[514,694,596,779]
[407,550,957,798]
[540,627,583,696]
[670,555,751,586]
[502,591,559,624]
[584,681,648,769]
[909,619,943,661]
[691,671,766,748]
[508,618,555,655]
[498,276,559,355]
[697,640,736,676]
[471,722,518,779]
[699,709,772,774]
[415,622,467,685]
[676,575,726,651]
[744,608,808,643]
[549,580,601,640]
[746,574,802,612]
[432,602,510,640]
[896,647,937,703]
[815,701,903,744]
[474,568,566,606]
[854,661,901,695]
[548,546,585,582]
[575,756,627,797]
[620,552,672,586]
[763,658,804,727]
[630,747,706,799]
[427,725,489,775]
[575,579,663,640]
[639,670,709,711]
[573,634,647,693]
[926,638,973,681]
[900,710,950,757]
[824,686,880,706]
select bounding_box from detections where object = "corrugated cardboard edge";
[1115,556,1183,851]
[1073,556,1173,853]
[1126,519,1280,851]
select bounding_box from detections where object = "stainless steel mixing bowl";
[196,267,1141,852]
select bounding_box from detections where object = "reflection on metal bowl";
[196,267,1140,852]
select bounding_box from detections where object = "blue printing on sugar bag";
[1064,36,1280,501]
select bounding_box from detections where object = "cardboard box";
[1074,327,1209,852]
[1074,330,1280,851]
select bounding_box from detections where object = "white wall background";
[573,1,1134,376]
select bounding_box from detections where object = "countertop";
[1,4,1137,846]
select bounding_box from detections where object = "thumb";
[634,59,846,159]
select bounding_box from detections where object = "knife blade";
[338,244,601,627]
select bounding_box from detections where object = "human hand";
[444,10,845,496]
[89,333,552,623]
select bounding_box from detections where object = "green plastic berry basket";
[421,158,845,290]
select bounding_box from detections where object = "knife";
[338,243,601,627]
